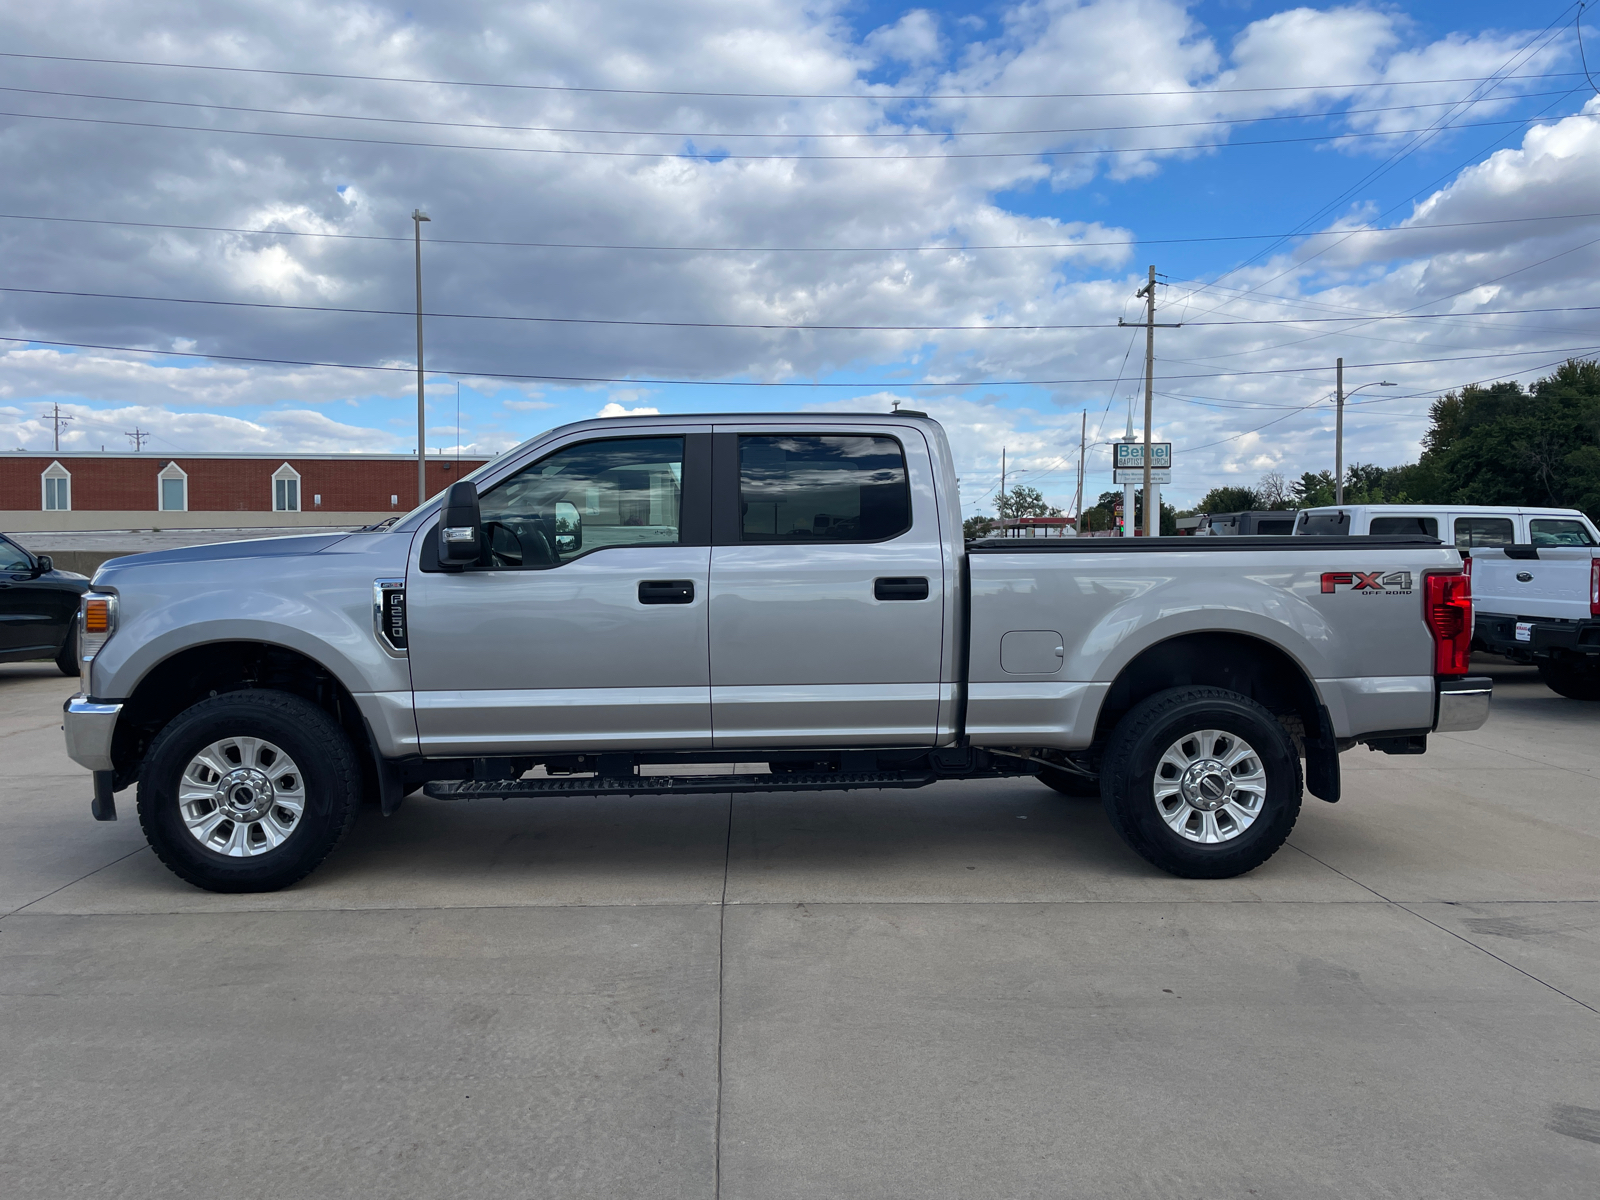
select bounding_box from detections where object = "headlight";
[79,593,117,691]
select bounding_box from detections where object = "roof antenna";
[890,399,902,412]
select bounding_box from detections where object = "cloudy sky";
[2,0,1598,514]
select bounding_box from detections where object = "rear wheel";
[137,690,361,893]
[1536,656,1600,701]
[1099,686,1302,879]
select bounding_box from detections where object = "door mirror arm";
[437,481,483,569]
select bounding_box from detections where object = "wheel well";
[1093,632,1321,751]
[110,641,375,790]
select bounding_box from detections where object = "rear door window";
[1453,517,1514,548]
[1529,518,1597,546]
[738,435,911,542]
[1370,516,1438,537]
[1296,511,1349,535]
[1254,519,1294,535]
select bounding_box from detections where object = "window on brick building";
[273,463,301,512]
[41,461,71,511]
[158,462,188,511]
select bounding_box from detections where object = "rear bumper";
[62,694,122,771]
[1435,676,1492,733]
[1475,613,1600,658]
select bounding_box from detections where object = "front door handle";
[874,576,930,601]
[639,579,696,605]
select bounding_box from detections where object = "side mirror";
[438,481,482,568]
[554,500,582,554]
[34,554,53,574]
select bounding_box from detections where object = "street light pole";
[1334,359,1396,504]
[413,208,430,507]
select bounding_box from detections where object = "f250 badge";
[1321,570,1413,595]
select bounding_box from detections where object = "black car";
[0,533,90,675]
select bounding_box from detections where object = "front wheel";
[137,689,362,892]
[1536,657,1600,701]
[1099,686,1302,879]
[54,624,78,677]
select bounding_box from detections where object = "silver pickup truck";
[63,412,1490,892]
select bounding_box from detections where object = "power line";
[0,50,1580,101]
[1173,5,1580,313]
[4,333,1597,386]
[1,82,1575,141]
[10,282,1600,332]
[0,107,1567,162]
[7,208,1600,253]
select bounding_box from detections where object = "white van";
[1292,504,1600,549]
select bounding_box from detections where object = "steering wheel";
[482,519,557,568]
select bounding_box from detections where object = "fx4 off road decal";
[1321,570,1414,595]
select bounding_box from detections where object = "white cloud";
[597,402,662,417]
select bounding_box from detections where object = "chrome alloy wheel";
[177,736,306,857]
[1152,729,1267,844]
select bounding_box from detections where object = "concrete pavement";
[1,659,1596,1197]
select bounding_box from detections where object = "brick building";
[1,452,490,531]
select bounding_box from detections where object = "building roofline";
[3,451,492,461]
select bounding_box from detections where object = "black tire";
[1099,686,1302,879]
[137,689,362,893]
[54,624,78,677]
[1536,657,1600,701]
[1037,765,1100,798]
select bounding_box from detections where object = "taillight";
[1591,558,1599,617]
[1425,572,1472,677]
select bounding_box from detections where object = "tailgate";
[1472,547,1598,620]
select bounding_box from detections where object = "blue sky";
[3,0,1598,513]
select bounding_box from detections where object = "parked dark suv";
[0,534,89,674]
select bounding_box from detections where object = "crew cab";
[62,413,1490,892]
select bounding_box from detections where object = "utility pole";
[999,447,1006,534]
[1335,357,1344,505]
[1334,361,1396,502]
[49,402,72,451]
[1074,410,1085,534]
[1120,265,1180,536]
[125,427,149,451]
[413,208,431,507]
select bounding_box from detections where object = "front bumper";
[63,694,122,771]
[1435,676,1492,733]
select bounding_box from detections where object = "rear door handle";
[874,576,930,601]
[639,579,696,605]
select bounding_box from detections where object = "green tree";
[1195,486,1259,514]
[1291,471,1336,508]
[963,514,997,541]
[996,484,1064,519]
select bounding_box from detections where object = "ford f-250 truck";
[62,412,1490,892]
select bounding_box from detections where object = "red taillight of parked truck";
[1590,558,1599,617]
[1424,571,1472,677]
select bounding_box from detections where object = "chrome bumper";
[63,695,122,771]
[1435,677,1492,733]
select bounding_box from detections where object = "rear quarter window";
[1296,512,1349,535]
[1370,516,1438,537]
[1453,516,1514,548]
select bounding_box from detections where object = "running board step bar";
[425,770,940,801]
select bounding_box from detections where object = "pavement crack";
[1286,842,1598,1017]
[1,845,149,921]
[713,791,732,1200]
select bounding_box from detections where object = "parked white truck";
[63,413,1489,892]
